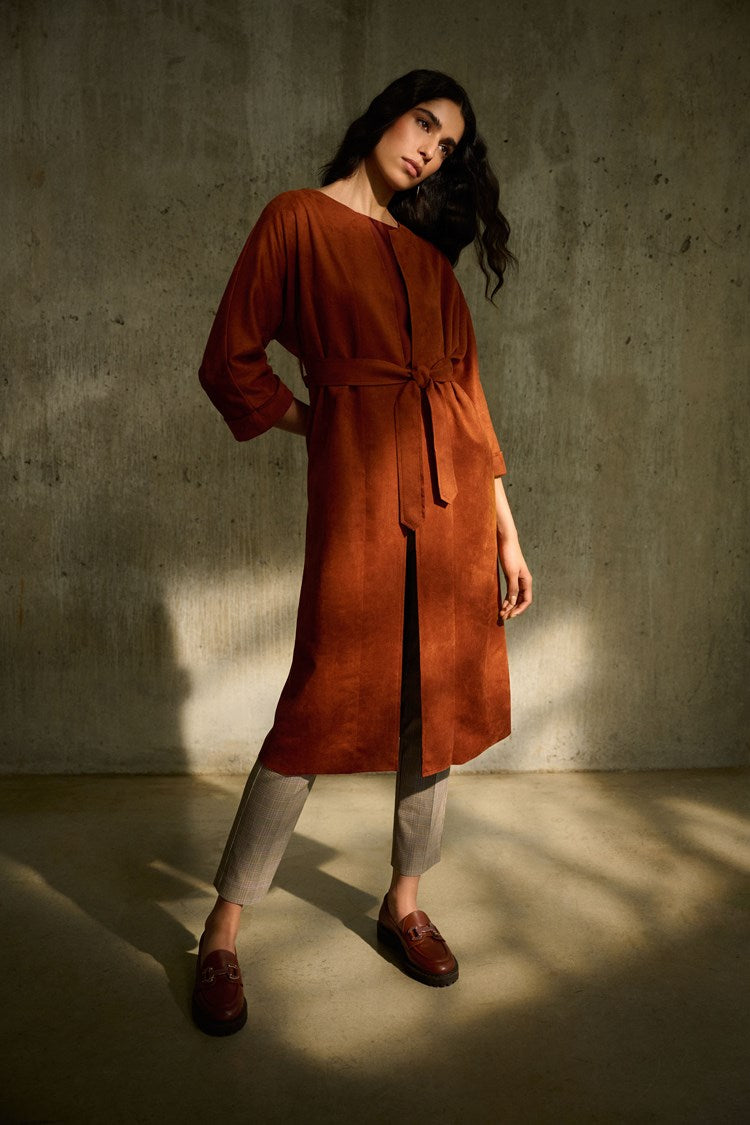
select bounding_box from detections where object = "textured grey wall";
[2,0,747,773]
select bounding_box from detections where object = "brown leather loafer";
[376,894,459,987]
[191,933,248,1036]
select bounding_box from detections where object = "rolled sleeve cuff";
[492,449,507,477]
[225,381,295,441]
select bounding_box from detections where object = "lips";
[402,157,420,179]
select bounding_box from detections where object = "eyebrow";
[414,106,458,150]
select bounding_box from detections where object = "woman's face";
[370,98,465,191]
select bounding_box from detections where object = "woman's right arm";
[274,396,310,436]
[198,198,299,440]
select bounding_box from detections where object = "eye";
[415,115,451,158]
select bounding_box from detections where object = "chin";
[383,174,408,193]
[383,161,412,190]
[395,171,418,192]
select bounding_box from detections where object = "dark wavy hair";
[319,69,517,303]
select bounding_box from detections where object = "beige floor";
[0,768,748,1124]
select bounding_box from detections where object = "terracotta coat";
[199,187,511,777]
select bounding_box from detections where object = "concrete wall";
[2,0,747,774]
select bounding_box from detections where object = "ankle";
[203,898,242,943]
[387,888,417,923]
[388,871,420,922]
[204,915,238,939]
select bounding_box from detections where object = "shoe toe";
[192,939,247,1035]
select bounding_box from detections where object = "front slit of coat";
[401,528,421,768]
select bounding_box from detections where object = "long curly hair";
[319,69,518,303]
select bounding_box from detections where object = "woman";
[194,69,532,1035]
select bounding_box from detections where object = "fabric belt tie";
[303,356,459,531]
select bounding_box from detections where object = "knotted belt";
[303,355,460,531]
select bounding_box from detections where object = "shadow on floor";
[0,768,748,1124]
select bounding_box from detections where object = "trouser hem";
[213,879,267,908]
[390,849,442,877]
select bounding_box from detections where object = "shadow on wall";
[3,339,309,775]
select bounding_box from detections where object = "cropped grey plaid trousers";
[213,530,450,906]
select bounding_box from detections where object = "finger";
[510,583,533,617]
[501,587,519,621]
[507,573,532,618]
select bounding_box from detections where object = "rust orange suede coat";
[199,188,511,777]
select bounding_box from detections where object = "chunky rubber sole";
[376,921,459,987]
[191,996,248,1036]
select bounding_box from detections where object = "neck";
[324,158,395,223]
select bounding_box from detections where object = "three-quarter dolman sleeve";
[467,321,508,477]
[453,284,508,478]
[198,201,295,440]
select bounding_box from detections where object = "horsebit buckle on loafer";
[406,924,443,943]
[201,963,240,985]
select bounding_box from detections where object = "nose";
[418,139,436,165]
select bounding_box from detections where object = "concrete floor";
[0,769,748,1124]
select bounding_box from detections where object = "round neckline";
[307,188,400,230]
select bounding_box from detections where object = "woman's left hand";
[497,532,533,620]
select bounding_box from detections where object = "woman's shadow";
[2,583,383,1023]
